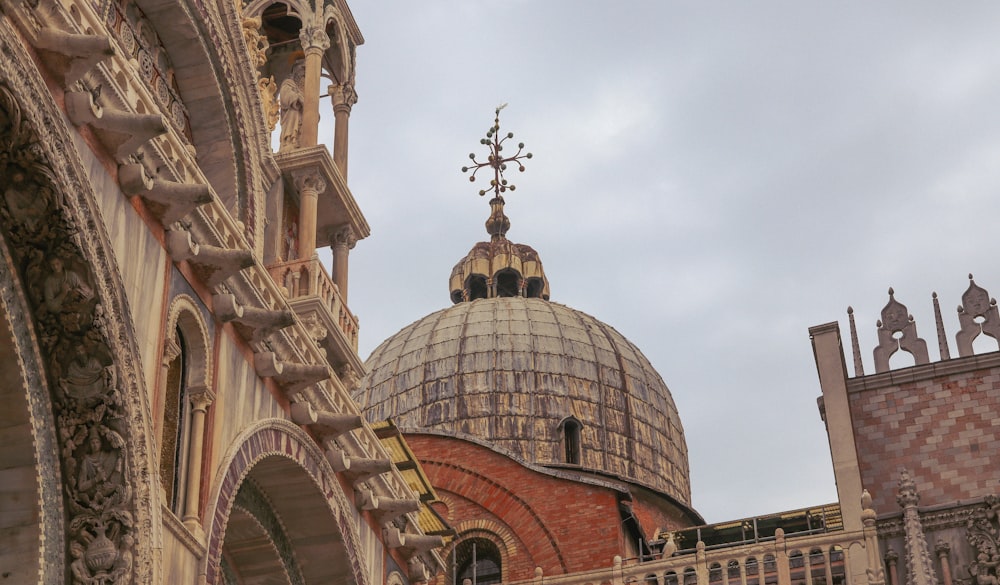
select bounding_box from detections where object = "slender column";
[330,83,357,179]
[885,550,899,585]
[293,170,326,261]
[299,26,329,148]
[331,225,356,303]
[183,386,215,530]
[935,542,952,585]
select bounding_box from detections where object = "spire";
[461,104,533,241]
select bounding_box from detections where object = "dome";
[353,296,692,506]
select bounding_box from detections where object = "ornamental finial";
[461,104,533,198]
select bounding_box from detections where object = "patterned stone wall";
[847,361,1000,514]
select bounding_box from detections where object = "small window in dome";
[495,269,521,297]
[468,275,488,300]
[525,277,544,298]
[560,417,582,465]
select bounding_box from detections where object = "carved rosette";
[0,78,138,583]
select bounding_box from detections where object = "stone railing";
[267,256,359,350]
[508,527,865,585]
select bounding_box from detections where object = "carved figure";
[76,427,122,504]
[70,540,96,585]
[43,255,93,313]
[109,534,134,585]
[259,75,280,130]
[61,344,115,405]
[279,61,305,150]
[3,169,49,232]
[285,221,298,261]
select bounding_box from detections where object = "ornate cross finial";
[461,103,533,198]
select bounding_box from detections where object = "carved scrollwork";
[967,496,1000,585]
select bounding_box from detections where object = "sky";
[318,2,1000,523]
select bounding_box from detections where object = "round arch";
[203,419,370,585]
[164,294,214,390]
[0,222,64,584]
[0,19,158,584]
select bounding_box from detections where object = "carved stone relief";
[966,496,1000,585]
[0,30,148,583]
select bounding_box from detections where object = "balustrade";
[267,256,359,350]
[505,528,858,585]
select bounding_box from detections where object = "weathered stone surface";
[355,296,691,505]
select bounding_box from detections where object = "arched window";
[161,295,213,526]
[560,417,582,465]
[525,277,544,298]
[160,326,190,513]
[455,538,502,585]
[494,269,521,297]
[467,275,488,301]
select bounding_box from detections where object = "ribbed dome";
[353,296,691,505]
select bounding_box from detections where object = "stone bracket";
[384,527,444,553]
[289,401,360,436]
[65,90,167,161]
[119,164,212,225]
[35,27,113,87]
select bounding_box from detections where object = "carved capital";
[330,83,358,113]
[186,385,215,410]
[884,549,898,566]
[291,169,327,196]
[299,25,330,52]
[332,225,357,250]
[162,336,182,366]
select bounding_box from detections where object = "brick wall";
[849,363,1000,512]
[407,434,627,580]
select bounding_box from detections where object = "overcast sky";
[321,2,1000,523]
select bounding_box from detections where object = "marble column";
[182,385,215,532]
[331,225,356,303]
[330,83,357,180]
[293,170,326,261]
[298,26,329,148]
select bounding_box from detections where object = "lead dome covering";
[352,296,691,505]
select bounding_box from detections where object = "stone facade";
[0,0,444,582]
[812,279,1000,585]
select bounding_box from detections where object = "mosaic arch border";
[0,17,159,584]
[202,418,371,585]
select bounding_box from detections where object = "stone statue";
[279,61,305,150]
[285,221,298,261]
[43,255,93,314]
